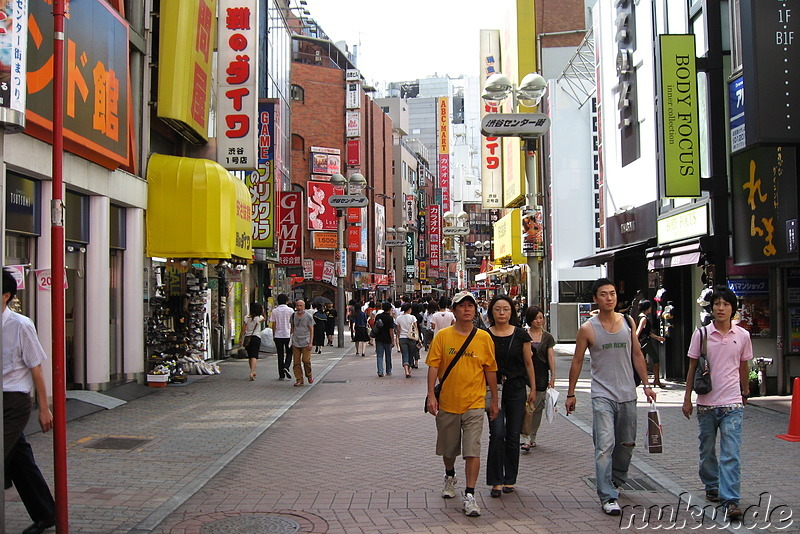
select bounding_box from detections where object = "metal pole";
[52,1,70,530]
[336,210,345,348]
[524,138,540,307]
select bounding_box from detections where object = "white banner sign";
[480,29,504,209]
[346,82,360,109]
[346,111,361,137]
[216,0,259,170]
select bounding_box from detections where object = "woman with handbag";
[241,303,264,381]
[396,303,419,378]
[352,303,370,357]
[520,306,556,451]
[485,295,536,497]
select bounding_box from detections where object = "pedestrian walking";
[312,303,328,354]
[429,297,455,338]
[426,291,499,518]
[3,268,56,534]
[636,300,665,387]
[395,303,418,378]
[290,299,315,386]
[520,305,556,451]
[269,294,294,380]
[324,302,337,346]
[682,285,752,522]
[485,295,536,497]
[373,302,396,377]
[565,278,656,516]
[410,302,425,367]
[352,304,370,357]
[240,303,264,381]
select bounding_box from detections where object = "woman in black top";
[324,302,337,346]
[485,295,536,497]
[312,303,328,354]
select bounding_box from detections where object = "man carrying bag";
[425,292,498,518]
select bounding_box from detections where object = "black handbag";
[694,327,713,395]
[424,327,477,413]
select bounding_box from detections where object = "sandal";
[502,486,515,494]
[490,487,502,498]
[294,381,303,387]
[521,443,532,452]
[249,373,255,381]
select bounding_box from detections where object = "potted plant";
[748,369,760,397]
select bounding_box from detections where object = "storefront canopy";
[645,239,705,270]
[146,154,252,259]
[572,240,651,268]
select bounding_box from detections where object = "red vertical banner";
[347,207,361,223]
[439,154,450,211]
[347,226,362,251]
[347,139,360,165]
[313,259,325,281]
[277,192,302,266]
[429,204,441,270]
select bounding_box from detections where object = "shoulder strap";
[700,326,709,367]
[440,327,478,386]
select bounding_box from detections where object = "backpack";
[369,317,384,338]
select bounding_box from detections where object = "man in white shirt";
[429,297,456,338]
[269,294,294,380]
[3,268,55,534]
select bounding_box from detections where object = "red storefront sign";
[429,204,441,269]
[347,139,360,165]
[347,226,361,251]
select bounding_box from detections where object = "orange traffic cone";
[777,377,800,442]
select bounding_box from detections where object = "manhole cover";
[586,477,658,491]
[200,516,301,533]
[321,379,349,383]
[84,437,151,450]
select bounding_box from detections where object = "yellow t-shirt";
[426,326,497,414]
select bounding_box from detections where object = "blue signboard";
[728,278,768,297]
[729,76,746,153]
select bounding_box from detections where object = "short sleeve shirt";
[687,322,753,406]
[269,305,294,339]
[426,326,497,414]
[429,311,455,335]
[395,313,417,338]
[3,307,48,394]
[374,312,395,344]
[290,312,315,347]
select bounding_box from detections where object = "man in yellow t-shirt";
[426,291,498,517]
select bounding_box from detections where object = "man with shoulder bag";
[425,292,499,518]
[682,286,752,522]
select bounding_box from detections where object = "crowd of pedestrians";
[237,280,751,522]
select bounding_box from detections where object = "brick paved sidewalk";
[153,346,694,534]
[3,343,349,534]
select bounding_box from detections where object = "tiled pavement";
[5,341,799,533]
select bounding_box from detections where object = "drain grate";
[321,379,349,383]
[586,477,659,492]
[200,516,301,533]
[84,437,151,450]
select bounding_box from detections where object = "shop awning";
[146,154,252,259]
[646,239,704,270]
[572,240,651,267]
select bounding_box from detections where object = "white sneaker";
[463,492,481,517]
[441,475,456,499]
[602,499,621,516]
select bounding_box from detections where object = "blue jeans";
[592,397,637,502]
[697,405,743,504]
[375,341,392,375]
[486,380,527,486]
[399,338,416,367]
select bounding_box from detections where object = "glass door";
[109,250,123,380]
[65,244,86,389]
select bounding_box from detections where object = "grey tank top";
[588,314,637,402]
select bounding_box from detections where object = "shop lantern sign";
[217,0,259,170]
[247,101,275,248]
[731,146,799,265]
[0,0,28,130]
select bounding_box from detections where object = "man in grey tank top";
[565,278,656,516]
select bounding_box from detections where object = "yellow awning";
[146,154,252,259]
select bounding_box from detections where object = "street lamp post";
[444,211,469,292]
[481,72,548,307]
[330,172,367,348]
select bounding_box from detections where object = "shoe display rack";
[146,265,220,384]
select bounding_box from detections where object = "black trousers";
[5,433,55,522]
[4,391,32,459]
[275,337,291,378]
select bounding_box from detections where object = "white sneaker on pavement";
[602,499,622,515]
[441,475,456,499]
[463,492,481,517]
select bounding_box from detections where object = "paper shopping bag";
[545,388,559,423]
[646,401,663,453]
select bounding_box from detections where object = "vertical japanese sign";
[480,29,503,208]
[375,203,386,270]
[731,146,798,264]
[247,101,275,247]
[356,208,369,267]
[157,0,215,142]
[26,0,130,168]
[346,110,360,137]
[429,204,441,270]
[347,226,361,251]
[0,0,27,126]
[277,192,302,266]
[437,96,451,212]
[405,195,415,226]
[659,35,700,197]
[302,259,313,280]
[346,82,360,109]
[347,139,360,165]
[217,0,258,170]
